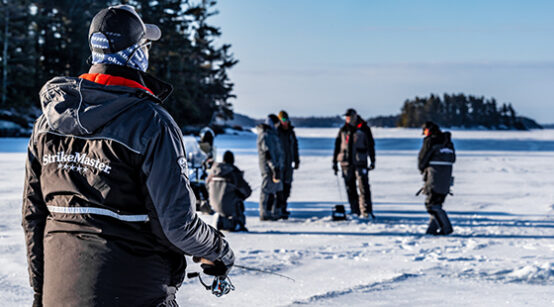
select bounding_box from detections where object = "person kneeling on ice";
[22,5,233,306]
[418,121,456,235]
[207,151,252,232]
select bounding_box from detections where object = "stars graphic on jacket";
[57,164,90,174]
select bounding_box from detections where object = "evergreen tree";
[183,0,237,125]
[0,0,37,109]
[397,93,527,130]
[0,0,236,129]
[124,0,236,127]
[33,1,110,80]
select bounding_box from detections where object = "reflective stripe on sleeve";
[210,177,228,182]
[429,161,453,166]
[47,206,149,222]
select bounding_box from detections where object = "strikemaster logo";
[42,151,112,174]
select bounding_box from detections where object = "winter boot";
[199,200,214,215]
[260,193,277,220]
[425,216,440,235]
[215,214,236,231]
[428,205,453,235]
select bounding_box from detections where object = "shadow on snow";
[240,201,554,239]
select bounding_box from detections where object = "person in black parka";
[333,108,376,218]
[276,110,300,219]
[418,121,455,235]
[22,5,234,306]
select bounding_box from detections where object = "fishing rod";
[234,264,295,282]
[187,261,295,297]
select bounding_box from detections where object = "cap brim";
[145,24,161,41]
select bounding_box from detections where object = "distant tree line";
[367,115,398,128]
[0,0,236,132]
[289,116,344,128]
[395,93,540,130]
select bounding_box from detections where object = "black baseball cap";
[89,5,161,54]
[343,108,357,116]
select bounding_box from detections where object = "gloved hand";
[332,163,338,175]
[294,161,300,170]
[201,259,231,276]
[193,240,234,277]
[272,167,281,182]
[369,162,375,171]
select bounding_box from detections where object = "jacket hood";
[39,76,150,135]
[256,123,274,134]
[426,131,451,146]
[443,131,451,142]
[278,123,294,132]
[211,162,235,177]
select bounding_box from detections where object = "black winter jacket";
[277,125,299,184]
[22,64,234,306]
[418,131,456,194]
[333,118,376,168]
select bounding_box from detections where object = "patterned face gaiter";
[90,32,149,72]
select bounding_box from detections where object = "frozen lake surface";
[1,128,553,306]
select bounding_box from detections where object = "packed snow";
[1,128,553,306]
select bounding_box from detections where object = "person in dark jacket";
[418,121,455,235]
[332,108,376,218]
[194,126,216,214]
[276,110,300,219]
[256,114,284,220]
[21,5,234,306]
[199,126,216,169]
[207,151,252,232]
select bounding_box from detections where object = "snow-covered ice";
[1,128,553,306]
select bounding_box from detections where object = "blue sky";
[211,0,554,123]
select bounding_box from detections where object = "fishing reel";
[187,272,235,297]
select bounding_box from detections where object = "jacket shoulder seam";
[36,130,143,155]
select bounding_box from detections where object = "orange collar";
[79,73,154,95]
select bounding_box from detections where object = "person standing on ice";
[256,114,285,220]
[207,151,252,231]
[418,121,455,235]
[21,5,234,306]
[332,108,376,218]
[199,126,216,169]
[276,110,300,219]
